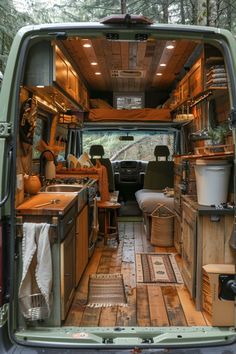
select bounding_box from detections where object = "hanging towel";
[18,223,52,320]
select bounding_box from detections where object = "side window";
[32,112,51,159]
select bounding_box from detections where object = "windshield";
[82,130,175,160]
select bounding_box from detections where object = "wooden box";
[202,264,235,326]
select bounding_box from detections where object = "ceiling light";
[83,43,91,48]
[36,85,45,88]
[156,73,163,76]
[95,72,101,75]
[91,62,98,66]
[166,44,174,49]
[160,63,166,67]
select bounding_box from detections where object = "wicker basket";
[19,293,52,321]
[151,204,174,246]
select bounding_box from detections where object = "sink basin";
[42,184,84,193]
[39,184,88,213]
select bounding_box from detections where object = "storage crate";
[151,204,174,246]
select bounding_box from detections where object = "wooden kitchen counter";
[16,193,77,216]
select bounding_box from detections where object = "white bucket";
[194,159,231,206]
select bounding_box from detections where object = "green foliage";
[1,0,236,71]
[207,123,230,144]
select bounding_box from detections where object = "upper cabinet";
[171,57,204,109]
[170,45,228,112]
[54,45,78,102]
[24,41,89,111]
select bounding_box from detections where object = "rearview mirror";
[119,135,134,141]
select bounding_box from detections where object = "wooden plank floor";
[65,221,208,327]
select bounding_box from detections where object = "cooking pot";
[24,174,41,195]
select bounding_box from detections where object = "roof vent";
[111,70,145,78]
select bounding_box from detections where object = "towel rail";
[16,216,58,242]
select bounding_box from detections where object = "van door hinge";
[0,122,12,138]
[229,109,236,127]
[0,303,8,327]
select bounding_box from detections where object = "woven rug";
[87,273,127,308]
[136,253,183,284]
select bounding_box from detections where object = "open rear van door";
[0,122,13,351]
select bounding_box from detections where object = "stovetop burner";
[45,176,93,186]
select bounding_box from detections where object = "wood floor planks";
[65,221,208,327]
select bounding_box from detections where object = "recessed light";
[95,72,101,75]
[166,45,174,49]
[160,63,166,67]
[83,43,91,48]
[91,62,98,66]
[156,73,163,76]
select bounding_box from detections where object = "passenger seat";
[135,145,174,239]
[89,144,115,192]
[143,145,174,190]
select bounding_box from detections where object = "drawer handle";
[67,218,73,225]
[64,273,72,277]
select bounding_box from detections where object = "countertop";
[16,193,77,216]
[182,195,234,215]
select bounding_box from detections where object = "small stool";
[97,201,121,245]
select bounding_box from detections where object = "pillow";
[90,98,113,109]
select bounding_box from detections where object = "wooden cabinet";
[196,212,234,309]
[174,213,182,255]
[181,195,234,309]
[55,45,78,102]
[23,41,89,111]
[60,224,75,320]
[182,200,197,299]
[75,205,88,286]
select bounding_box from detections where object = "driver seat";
[89,144,115,192]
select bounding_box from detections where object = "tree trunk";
[162,1,169,23]
[180,0,185,24]
[226,0,232,31]
[197,0,207,25]
[121,0,126,14]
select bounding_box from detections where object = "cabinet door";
[189,58,203,97]
[61,226,75,320]
[67,66,78,100]
[174,213,182,255]
[55,47,68,92]
[75,205,88,286]
[182,202,197,298]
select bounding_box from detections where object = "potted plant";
[206,124,230,145]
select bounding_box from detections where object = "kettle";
[45,160,56,180]
[24,174,41,195]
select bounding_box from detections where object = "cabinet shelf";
[171,87,228,112]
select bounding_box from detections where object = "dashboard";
[112,160,148,186]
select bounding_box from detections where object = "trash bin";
[194,159,231,206]
[151,204,174,246]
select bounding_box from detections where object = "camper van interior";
[13,21,235,339]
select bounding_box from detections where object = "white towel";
[19,223,52,319]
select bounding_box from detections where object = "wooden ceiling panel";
[61,37,198,94]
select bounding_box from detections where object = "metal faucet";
[39,150,57,182]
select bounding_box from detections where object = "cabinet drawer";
[59,205,76,240]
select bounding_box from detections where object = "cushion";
[135,189,174,214]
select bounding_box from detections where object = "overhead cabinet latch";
[0,122,12,138]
